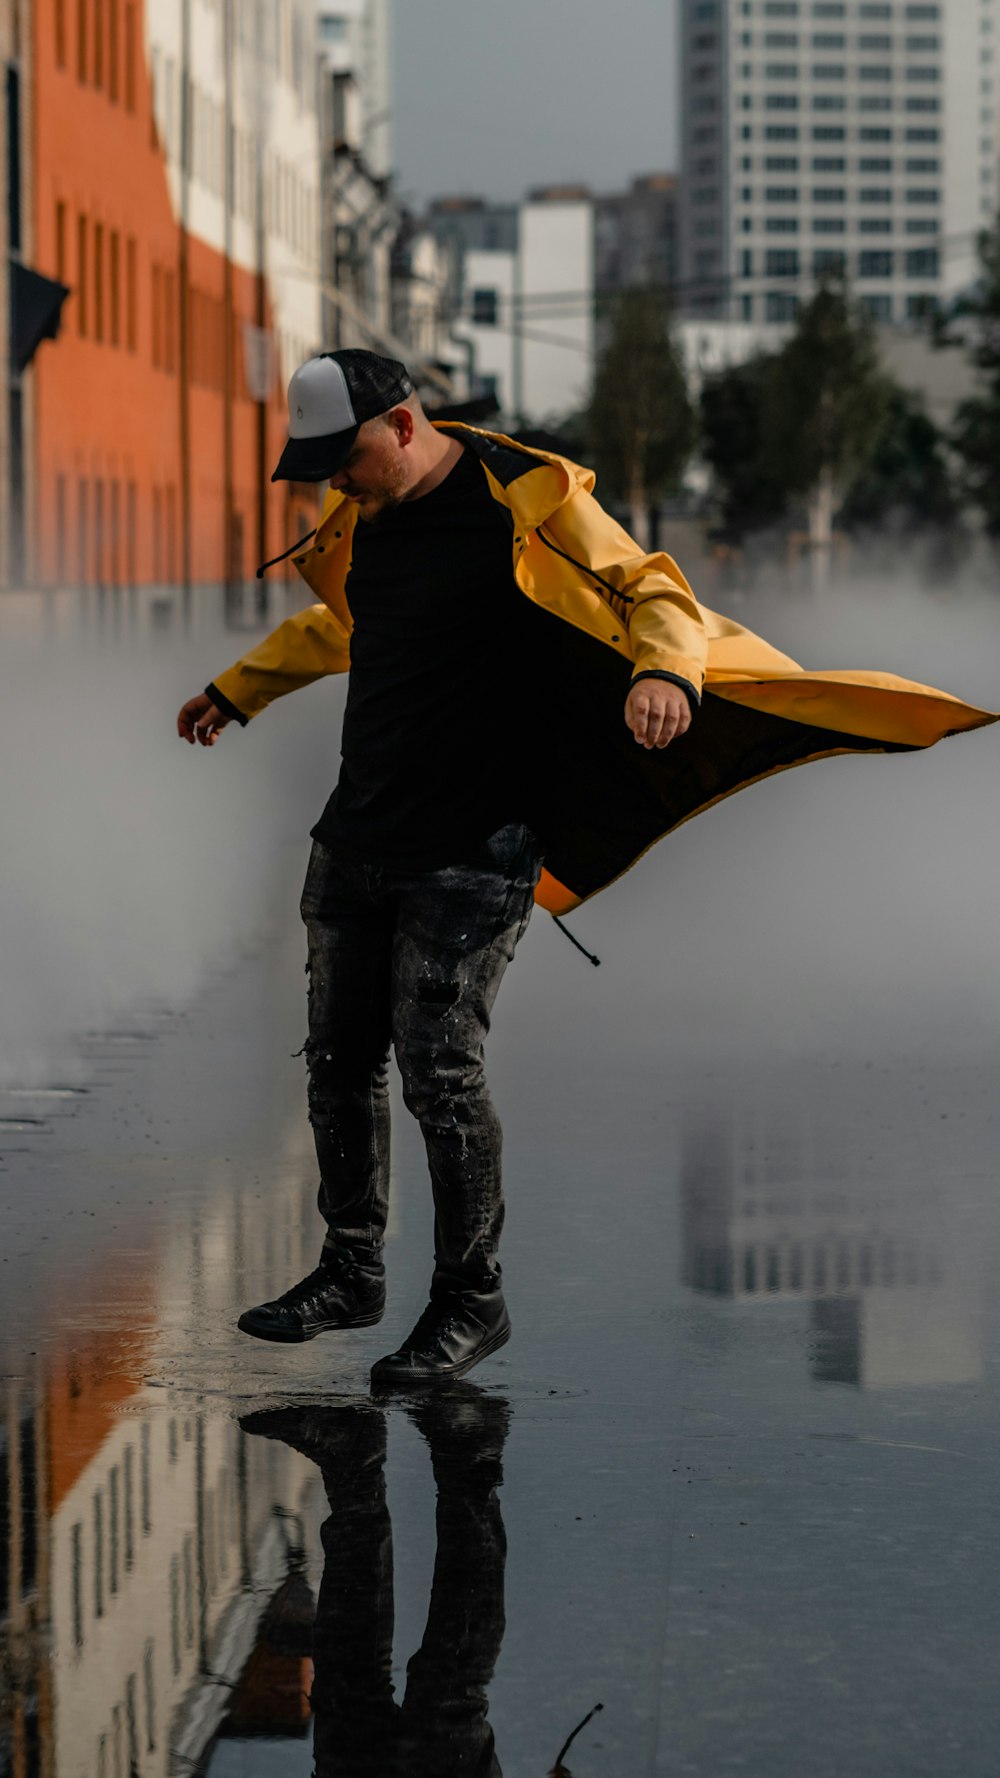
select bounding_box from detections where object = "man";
[178,349,994,1386]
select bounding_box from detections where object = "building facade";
[679,0,1000,324]
[26,0,322,593]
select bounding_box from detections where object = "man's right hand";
[177,694,231,747]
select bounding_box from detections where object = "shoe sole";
[237,1305,385,1343]
[370,1320,511,1386]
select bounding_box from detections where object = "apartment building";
[29,0,322,592]
[679,0,1000,323]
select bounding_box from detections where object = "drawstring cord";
[256,528,318,579]
[552,915,601,966]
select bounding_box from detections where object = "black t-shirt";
[312,445,549,871]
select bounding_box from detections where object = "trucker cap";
[271,349,414,483]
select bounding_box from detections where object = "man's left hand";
[624,680,692,750]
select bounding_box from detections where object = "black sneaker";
[370,1288,511,1386]
[237,1252,386,1343]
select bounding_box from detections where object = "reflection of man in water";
[241,1391,509,1778]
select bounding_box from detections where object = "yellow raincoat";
[209,425,997,914]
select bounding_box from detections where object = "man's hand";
[177,693,231,747]
[624,680,692,750]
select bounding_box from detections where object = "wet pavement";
[1,573,999,1775]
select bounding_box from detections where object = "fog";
[2,563,997,1093]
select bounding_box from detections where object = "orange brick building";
[27,0,322,590]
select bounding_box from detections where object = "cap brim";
[270,423,360,483]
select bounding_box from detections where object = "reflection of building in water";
[2,1129,325,1777]
[681,1106,981,1389]
[0,1360,53,1778]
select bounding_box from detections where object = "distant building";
[595,173,679,297]
[428,188,595,425]
[679,0,1000,325]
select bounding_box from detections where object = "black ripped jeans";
[299,823,543,1297]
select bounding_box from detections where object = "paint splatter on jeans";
[299,823,543,1295]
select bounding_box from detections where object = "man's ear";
[389,405,416,447]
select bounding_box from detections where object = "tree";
[952,216,1000,535]
[584,288,695,546]
[762,280,892,548]
[837,384,960,534]
[699,280,893,550]
[699,354,790,543]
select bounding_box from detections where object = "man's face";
[328,413,411,521]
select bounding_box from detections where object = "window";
[859,36,892,51]
[813,156,845,170]
[765,32,799,46]
[906,64,939,80]
[55,200,66,280]
[813,248,846,274]
[94,1492,104,1618]
[859,2,891,13]
[766,124,800,138]
[905,2,938,14]
[860,126,893,139]
[905,96,940,111]
[813,3,845,15]
[813,63,846,77]
[812,32,845,47]
[814,216,846,231]
[76,213,88,334]
[152,264,161,366]
[77,0,87,81]
[812,125,845,139]
[766,248,800,275]
[859,187,892,202]
[766,215,800,231]
[109,0,119,101]
[742,293,755,320]
[859,96,894,112]
[765,63,799,77]
[859,217,892,232]
[71,1523,84,1646]
[766,93,799,108]
[94,0,103,87]
[906,293,933,320]
[766,291,798,320]
[906,187,939,202]
[765,2,800,12]
[126,237,136,350]
[813,94,846,109]
[164,270,176,373]
[905,217,939,233]
[693,186,721,203]
[742,248,754,275]
[78,480,89,582]
[765,185,800,200]
[906,246,938,275]
[813,186,846,201]
[766,155,800,169]
[110,230,120,345]
[860,157,892,171]
[906,35,939,51]
[860,294,893,320]
[94,222,104,341]
[56,0,66,66]
[859,250,893,276]
[124,2,136,110]
[905,157,939,172]
[471,288,498,326]
[858,63,892,79]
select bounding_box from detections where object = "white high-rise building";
[679,0,1000,325]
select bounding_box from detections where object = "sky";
[391,0,679,210]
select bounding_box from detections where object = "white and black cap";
[271,349,414,483]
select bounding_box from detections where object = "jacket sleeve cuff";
[629,669,701,710]
[205,682,249,727]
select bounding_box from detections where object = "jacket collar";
[315,422,593,540]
